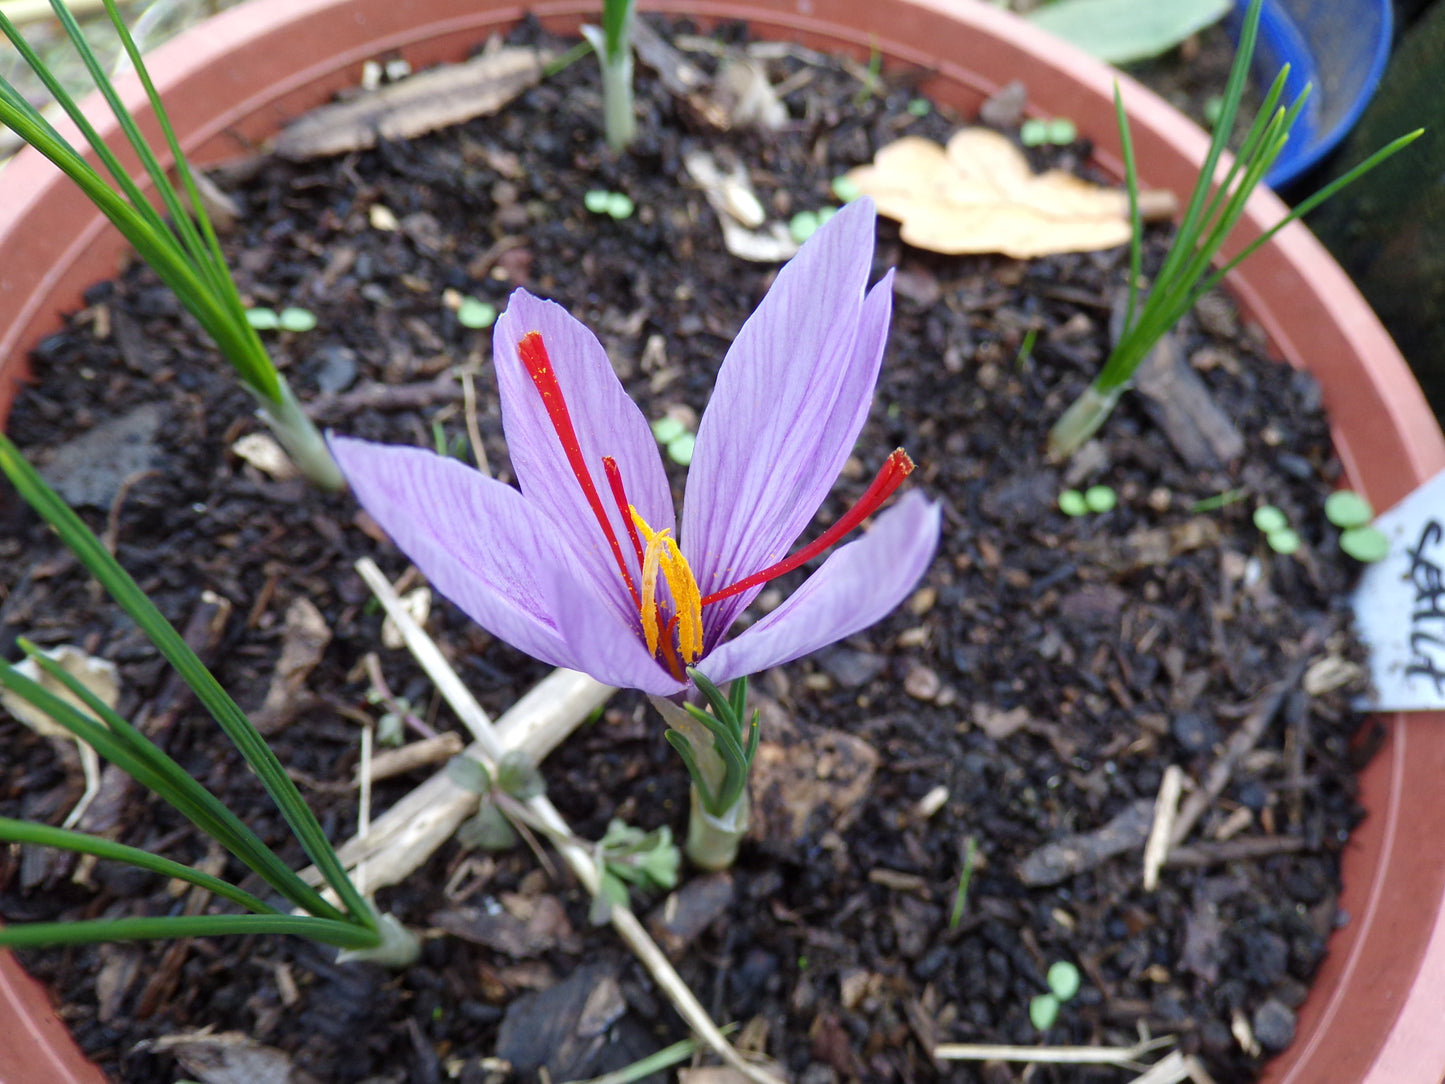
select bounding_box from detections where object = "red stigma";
[518,332,640,607]
[699,449,915,607]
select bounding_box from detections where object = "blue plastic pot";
[1234,0,1393,187]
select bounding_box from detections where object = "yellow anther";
[664,542,704,662]
[638,539,663,658]
[630,508,705,664]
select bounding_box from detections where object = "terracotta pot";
[2,1,1442,1081]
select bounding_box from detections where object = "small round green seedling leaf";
[831,175,862,202]
[1340,525,1390,563]
[1324,490,1374,530]
[584,189,612,214]
[651,416,687,444]
[376,711,404,747]
[446,755,493,795]
[605,192,635,219]
[1266,527,1301,555]
[1020,118,1048,147]
[667,433,696,466]
[1045,118,1077,144]
[1084,485,1117,513]
[496,750,546,800]
[245,306,279,330]
[1029,992,1060,1030]
[1046,961,1081,1001]
[1058,489,1088,517]
[789,210,821,244]
[278,307,317,333]
[1252,505,1288,533]
[907,97,931,117]
[457,297,498,329]
[458,802,518,852]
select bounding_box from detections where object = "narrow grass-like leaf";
[1047,0,1420,458]
[0,913,380,950]
[0,818,275,918]
[601,0,636,59]
[0,3,344,488]
[0,435,370,925]
[5,648,347,920]
[664,729,717,812]
[1114,85,1141,340]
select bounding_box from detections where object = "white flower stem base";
[336,909,420,968]
[254,376,346,491]
[1046,382,1123,461]
[599,51,636,150]
[686,783,748,871]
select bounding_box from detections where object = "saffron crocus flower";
[331,198,940,697]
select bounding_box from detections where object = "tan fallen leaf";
[252,597,332,734]
[683,149,799,262]
[0,644,117,828]
[232,432,300,481]
[845,128,1177,258]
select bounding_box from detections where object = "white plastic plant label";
[1353,467,1445,711]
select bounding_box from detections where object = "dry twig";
[935,1034,1174,1067]
[1169,637,1318,847]
[1142,764,1183,890]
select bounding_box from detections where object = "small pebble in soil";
[1252,998,1298,1051]
[819,647,887,688]
[313,344,359,393]
[904,664,942,700]
[1171,710,1220,754]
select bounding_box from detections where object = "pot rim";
[1,1,1442,1082]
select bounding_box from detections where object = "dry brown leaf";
[845,128,1177,258]
[252,597,332,733]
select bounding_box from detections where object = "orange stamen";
[632,509,705,665]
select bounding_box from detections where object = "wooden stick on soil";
[1124,1049,1218,1084]
[934,1034,1175,1067]
[351,558,786,1084]
[297,662,611,892]
[1142,764,1183,891]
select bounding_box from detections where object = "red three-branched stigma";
[517,330,916,677]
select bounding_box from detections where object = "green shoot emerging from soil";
[1045,0,1422,460]
[0,0,343,490]
[581,0,638,149]
[0,435,407,961]
[650,671,760,871]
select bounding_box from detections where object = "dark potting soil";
[1,17,1369,1083]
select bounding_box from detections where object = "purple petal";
[492,290,674,617]
[544,565,689,696]
[681,198,892,643]
[331,436,591,670]
[696,491,941,685]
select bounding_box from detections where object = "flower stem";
[599,49,636,150]
[254,375,346,491]
[686,783,748,871]
[1046,382,1122,461]
[337,908,420,968]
